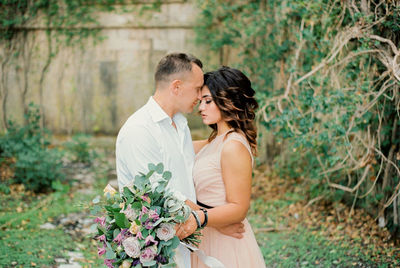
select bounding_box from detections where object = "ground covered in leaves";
[250,167,400,267]
[1,136,399,267]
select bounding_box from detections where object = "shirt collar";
[146,97,187,128]
[173,112,188,129]
[147,96,170,123]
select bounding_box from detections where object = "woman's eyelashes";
[205,100,212,104]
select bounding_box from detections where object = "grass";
[249,192,399,268]
[1,138,399,267]
[0,159,109,267]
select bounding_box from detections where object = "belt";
[197,200,214,209]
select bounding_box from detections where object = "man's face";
[177,64,204,113]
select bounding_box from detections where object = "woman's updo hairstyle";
[204,66,258,155]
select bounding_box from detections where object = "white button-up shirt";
[116,97,196,267]
[116,96,197,202]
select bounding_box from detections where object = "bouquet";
[91,163,201,268]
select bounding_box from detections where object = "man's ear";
[170,79,181,95]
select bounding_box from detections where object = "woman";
[191,66,266,268]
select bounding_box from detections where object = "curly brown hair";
[204,66,259,155]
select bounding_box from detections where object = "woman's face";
[198,86,222,125]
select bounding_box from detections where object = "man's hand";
[216,222,245,239]
[175,213,198,240]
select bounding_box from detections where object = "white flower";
[122,237,141,258]
[156,223,175,241]
[122,204,137,221]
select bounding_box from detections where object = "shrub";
[0,103,65,192]
[64,134,97,165]
[195,1,400,235]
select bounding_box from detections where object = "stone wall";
[1,1,217,134]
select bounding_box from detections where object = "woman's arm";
[202,140,252,227]
[176,140,251,239]
[193,139,209,154]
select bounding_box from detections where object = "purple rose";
[144,220,154,230]
[139,246,157,264]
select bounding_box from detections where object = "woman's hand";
[175,211,204,239]
[216,222,245,239]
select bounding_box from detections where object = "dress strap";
[222,132,254,166]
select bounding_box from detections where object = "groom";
[116,52,243,267]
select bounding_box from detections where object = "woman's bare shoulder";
[193,139,209,154]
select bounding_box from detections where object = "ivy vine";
[195,0,400,235]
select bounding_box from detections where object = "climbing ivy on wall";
[0,0,162,129]
[195,0,400,235]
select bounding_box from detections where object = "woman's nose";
[198,101,205,111]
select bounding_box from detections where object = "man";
[116,53,243,267]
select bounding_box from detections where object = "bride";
[190,66,266,268]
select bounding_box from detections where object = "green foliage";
[0,103,65,192]
[0,177,106,267]
[64,134,97,165]
[196,0,400,232]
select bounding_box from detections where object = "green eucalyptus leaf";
[155,163,164,174]
[105,249,116,259]
[162,171,171,180]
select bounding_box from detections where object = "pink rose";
[156,223,175,241]
[122,204,137,221]
[139,246,157,264]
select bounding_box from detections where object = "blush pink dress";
[191,131,266,268]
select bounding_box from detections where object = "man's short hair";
[155,53,203,84]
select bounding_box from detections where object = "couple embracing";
[116,53,265,268]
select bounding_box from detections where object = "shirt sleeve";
[116,122,188,203]
[116,125,162,192]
